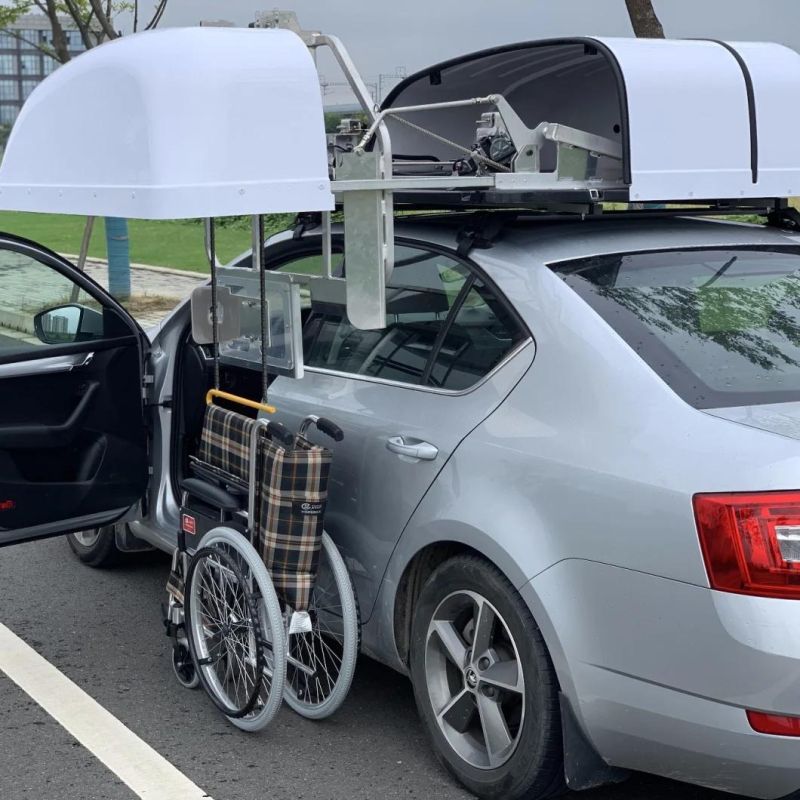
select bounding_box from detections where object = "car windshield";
[551,247,800,409]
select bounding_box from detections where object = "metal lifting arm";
[254,13,394,330]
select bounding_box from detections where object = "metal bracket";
[767,201,800,231]
[456,213,508,257]
[338,150,391,330]
[253,9,320,46]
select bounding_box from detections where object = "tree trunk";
[43,0,71,62]
[624,0,665,38]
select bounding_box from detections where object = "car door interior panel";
[0,341,147,535]
[0,239,149,544]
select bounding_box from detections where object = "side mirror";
[33,303,104,345]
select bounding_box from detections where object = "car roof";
[391,213,800,266]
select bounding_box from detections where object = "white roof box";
[0,27,333,218]
[381,37,800,202]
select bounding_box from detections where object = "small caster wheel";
[172,644,199,690]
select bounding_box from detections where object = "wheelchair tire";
[283,532,359,720]
[171,643,200,690]
[185,527,286,730]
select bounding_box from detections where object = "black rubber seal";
[702,39,759,183]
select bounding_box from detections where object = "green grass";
[0,212,294,272]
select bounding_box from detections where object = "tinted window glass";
[234,248,343,278]
[552,248,800,408]
[304,247,469,385]
[300,246,524,389]
[0,249,122,357]
[429,281,526,390]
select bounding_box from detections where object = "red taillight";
[693,492,800,599]
[747,710,800,736]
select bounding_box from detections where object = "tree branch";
[133,0,138,33]
[0,29,58,60]
[87,0,118,40]
[145,0,168,31]
[624,0,665,38]
[62,0,94,50]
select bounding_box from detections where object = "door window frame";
[266,234,533,395]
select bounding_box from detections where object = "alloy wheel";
[425,589,525,770]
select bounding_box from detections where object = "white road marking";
[0,622,212,800]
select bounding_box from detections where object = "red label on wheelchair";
[181,514,196,535]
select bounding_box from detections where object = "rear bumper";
[522,560,800,799]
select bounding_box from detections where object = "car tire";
[409,554,564,800]
[66,525,123,568]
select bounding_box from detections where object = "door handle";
[386,436,439,461]
[0,351,94,379]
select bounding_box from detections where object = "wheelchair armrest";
[181,478,241,512]
[188,458,248,495]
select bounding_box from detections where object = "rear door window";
[301,244,526,389]
[551,247,800,408]
[428,280,526,390]
[305,247,469,384]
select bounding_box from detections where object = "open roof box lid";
[376,37,800,204]
[0,26,334,219]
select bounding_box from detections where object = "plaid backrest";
[197,405,256,483]
[256,435,332,612]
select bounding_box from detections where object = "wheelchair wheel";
[185,527,286,729]
[283,532,359,720]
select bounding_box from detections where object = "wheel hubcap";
[425,590,525,770]
[73,529,101,547]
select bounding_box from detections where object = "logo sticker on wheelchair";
[295,501,325,517]
[181,514,197,534]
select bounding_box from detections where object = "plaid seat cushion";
[197,405,256,483]
[256,435,332,612]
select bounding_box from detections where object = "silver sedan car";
[5,212,800,799]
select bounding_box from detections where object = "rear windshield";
[551,247,800,409]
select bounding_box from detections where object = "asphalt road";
[0,538,761,800]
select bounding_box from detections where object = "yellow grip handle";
[206,389,276,415]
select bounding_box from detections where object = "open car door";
[0,235,149,546]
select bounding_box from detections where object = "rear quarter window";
[551,247,800,408]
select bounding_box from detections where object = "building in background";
[0,14,85,125]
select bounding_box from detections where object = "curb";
[60,254,208,279]
[0,307,33,336]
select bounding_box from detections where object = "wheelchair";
[164,390,359,731]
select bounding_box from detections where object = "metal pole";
[251,214,269,406]
[77,216,95,273]
[322,211,333,279]
[204,218,220,390]
[70,215,95,302]
[105,217,131,301]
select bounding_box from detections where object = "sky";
[149,0,800,103]
[6,1,799,103]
